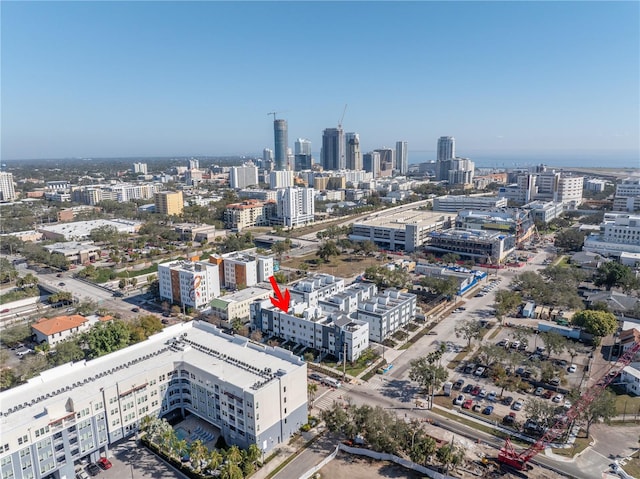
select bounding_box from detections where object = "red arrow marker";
[269,275,290,313]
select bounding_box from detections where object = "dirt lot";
[317,452,425,479]
[317,450,565,479]
[280,253,380,278]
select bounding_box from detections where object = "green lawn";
[613,392,640,416]
[551,434,590,457]
[623,453,640,478]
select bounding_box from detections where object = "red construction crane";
[498,340,640,470]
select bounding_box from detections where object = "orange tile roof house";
[31,314,110,346]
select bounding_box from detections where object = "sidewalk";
[250,428,324,479]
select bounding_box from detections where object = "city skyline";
[2,1,639,165]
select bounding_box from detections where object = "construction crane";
[267,111,279,121]
[338,104,348,129]
[498,340,640,470]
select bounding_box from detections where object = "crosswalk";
[312,388,343,411]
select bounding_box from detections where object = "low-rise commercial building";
[414,263,480,295]
[433,195,507,212]
[524,200,564,223]
[455,209,534,246]
[0,322,307,479]
[424,228,516,263]
[350,209,452,252]
[43,241,102,264]
[38,219,141,241]
[32,314,112,347]
[209,287,272,324]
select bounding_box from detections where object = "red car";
[97,457,112,470]
[471,386,481,396]
[462,399,473,409]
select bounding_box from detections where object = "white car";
[552,394,564,403]
[568,364,577,373]
[512,400,524,411]
[474,367,486,377]
[453,394,465,406]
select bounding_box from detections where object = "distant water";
[407,150,639,170]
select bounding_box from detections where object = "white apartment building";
[269,171,294,189]
[230,164,259,189]
[224,200,277,231]
[583,213,640,256]
[133,162,148,174]
[238,189,278,202]
[524,201,565,223]
[0,172,16,202]
[356,289,417,343]
[0,322,307,479]
[277,187,315,227]
[251,301,370,362]
[498,172,583,208]
[221,252,274,289]
[584,179,607,192]
[613,177,640,213]
[158,260,221,309]
[289,274,346,307]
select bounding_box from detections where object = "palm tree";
[245,443,261,466]
[307,382,318,407]
[225,445,242,465]
[207,450,223,472]
[188,440,208,472]
[219,462,243,479]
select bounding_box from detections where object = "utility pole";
[342,340,347,381]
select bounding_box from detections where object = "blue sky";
[2,1,639,164]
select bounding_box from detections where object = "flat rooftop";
[0,321,303,432]
[217,287,271,304]
[354,209,448,229]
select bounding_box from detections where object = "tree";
[83,320,132,358]
[539,331,567,357]
[524,398,557,429]
[572,310,618,344]
[454,319,483,348]
[225,445,243,465]
[494,290,522,322]
[594,262,638,292]
[554,229,586,252]
[219,462,243,479]
[207,450,223,471]
[409,353,448,409]
[0,258,19,283]
[510,326,531,350]
[436,443,464,473]
[51,339,85,365]
[475,344,507,368]
[441,253,461,265]
[317,240,340,263]
[307,382,318,407]
[420,276,459,299]
[188,440,208,473]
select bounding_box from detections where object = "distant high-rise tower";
[436,136,456,180]
[133,162,148,175]
[0,172,16,202]
[363,152,381,178]
[321,127,345,171]
[274,119,288,171]
[294,138,313,171]
[374,148,394,177]
[437,136,455,162]
[345,133,362,171]
[189,159,200,170]
[395,141,408,175]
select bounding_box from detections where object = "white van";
[322,377,341,388]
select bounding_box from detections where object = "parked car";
[309,373,324,381]
[131,307,140,313]
[542,390,554,399]
[453,379,464,390]
[58,282,66,286]
[76,470,90,479]
[0,308,9,314]
[97,458,112,470]
[552,394,564,403]
[471,385,481,396]
[482,405,494,415]
[462,399,473,409]
[472,404,482,413]
[512,399,524,411]
[487,391,497,402]
[453,394,465,406]
[549,377,561,386]
[503,412,516,425]
[464,363,476,374]
[534,387,544,396]
[462,384,473,394]
[86,464,100,476]
[568,364,577,373]
[474,367,485,377]
[478,389,487,399]
[502,396,514,406]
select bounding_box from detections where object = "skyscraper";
[321,127,345,171]
[374,148,394,177]
[363,152,381,178]
[294,138,313,171]
[437,136,455,162]
[274,119,288,171]
[436,136,456,181]
[345,133,362,171]
[395,141,408,175]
